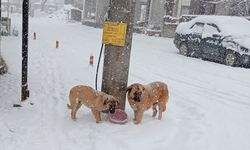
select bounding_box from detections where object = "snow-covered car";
[174,15,250,67]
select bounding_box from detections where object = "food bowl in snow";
[108,109,128,124]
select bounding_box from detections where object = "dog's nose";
[109,106,115,114]
[134,93,141,102]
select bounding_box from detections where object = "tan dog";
[126,81,169,124]
[67,85,119,123]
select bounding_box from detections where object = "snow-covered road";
[1,12,250,150]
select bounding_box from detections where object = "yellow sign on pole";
[102,22,127,47]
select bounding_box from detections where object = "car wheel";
[224,51,237,66]
[179,43,188,56]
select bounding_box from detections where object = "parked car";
[174,15,250,67]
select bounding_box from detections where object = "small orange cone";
[90,54,94,66]
[56,40,59,48]
[33,32,36,40]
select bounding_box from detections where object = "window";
[202,24,220,38]
[190,22,204,35]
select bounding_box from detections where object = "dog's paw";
[96,120,102,123]
[133,120,141,125]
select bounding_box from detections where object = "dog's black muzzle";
[109,105,116,114]
[134,92,141,102]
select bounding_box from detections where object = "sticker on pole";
[102,21,127,47]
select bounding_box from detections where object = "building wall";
[167,0,192,17]
[214,1,229,15]
[180,0,191,15]
[134,0,143,23]
[213,0,249,16]
[189,0,250,16]
[95,0,109,25]
[148,0,165,26]
[189,0,204,14]
[204,2,216,15]
[134,0,151,24]
[173,0,181,17]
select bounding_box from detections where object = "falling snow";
[1,5,250,150]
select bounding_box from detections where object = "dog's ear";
[143,87,145,91]
[126,85,132,93]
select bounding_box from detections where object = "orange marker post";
[56,41,59,48]
[90,54,94,66]
[33,32,36,40]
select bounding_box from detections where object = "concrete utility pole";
[0,0,2,55]
[145,0,151,25]
[101,0,136,110]
[7,0,10,35]
[246,0,249,16]
[21,0,30,101]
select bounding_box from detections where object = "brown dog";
[126,81,169,124]
[67,85,119,123]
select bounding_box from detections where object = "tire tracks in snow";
[28,37,70,149]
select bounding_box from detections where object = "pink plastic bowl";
[108,109,128,124]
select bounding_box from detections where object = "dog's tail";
[67,104,72,109]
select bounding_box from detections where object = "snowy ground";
[1,11,250,150]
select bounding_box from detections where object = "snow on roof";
[64,4,82,11]
[139,0,148,2]
[2,0,20,3]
